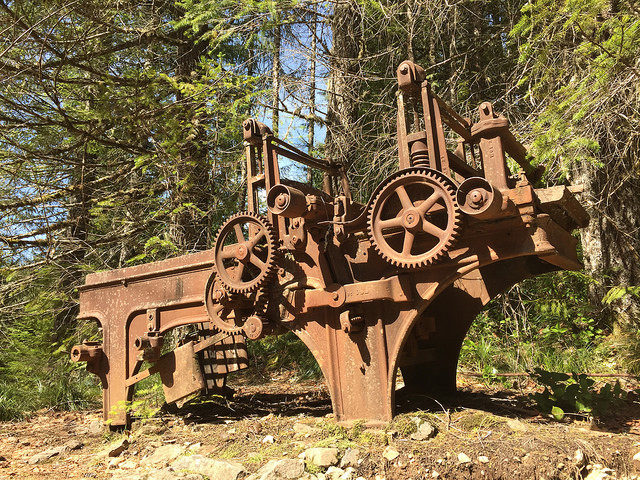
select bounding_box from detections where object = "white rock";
[141,444,184,466]
[246,459,305,480]
[382,446,399,461]
[88,420,103,435]
[326,466,345,479]
[478,456,489,464]
[411,422,436,441]
[147,470,193,480]
[60,440,83,452]
[431,471,440,478]
[28,440,81,462]
[506,419,527,432]
[262,435,275,444]
[110,473,144,480]
[304,447,340,467]
[172,455,245,480]
[633,451,640,462]
[28,449,59,465]
[119,460,138,469]
[340,448,361,468]
[339,467,356,480]
[293,423,320,435]
[575,449,585,466]
[584,466,615,480]
[109,456,125,468]
[458,453,471,464]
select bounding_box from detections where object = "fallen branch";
[459,371,639,379]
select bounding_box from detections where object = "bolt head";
[213,289,225,301]
[235,244,249,260]
[402,209,421,229]
[276,193,288,208]
[468,189,487,208]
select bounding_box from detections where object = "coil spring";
[410,151,430,168]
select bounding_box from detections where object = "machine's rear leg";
[398,318,472,395]
[398,259,553,395]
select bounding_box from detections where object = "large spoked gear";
[213,212,278,294]
[368,168,462,269]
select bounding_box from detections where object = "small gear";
[204,273,275,336]
[368,168,462,269]
[204,276,247,334]
[213,212,278,294]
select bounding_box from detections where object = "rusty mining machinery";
[72,60,589,429]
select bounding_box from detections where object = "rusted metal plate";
[157,341,206,404]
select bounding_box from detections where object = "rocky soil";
[2,376,640,480]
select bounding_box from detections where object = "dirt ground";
[2,374,640,480]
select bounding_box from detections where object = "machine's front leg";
[295,305,401,424]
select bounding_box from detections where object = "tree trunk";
[326,0,362,169]
[53,143,93,339]
[573,152,640,326]
[272,19,281,137]
[307,11,317,183]
[170,31,211,251]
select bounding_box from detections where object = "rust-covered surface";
[72,60,588,429]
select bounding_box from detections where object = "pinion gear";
[367,168,462,269]
[204,275,271,335]
[204,276,246,334]
[212,212,278,294]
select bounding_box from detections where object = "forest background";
[0,0,638,419]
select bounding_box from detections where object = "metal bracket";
[295,275,412,313]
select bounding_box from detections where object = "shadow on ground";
[170,380,640,436]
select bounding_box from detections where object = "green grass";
[0,351,101,421]
[460,337,609,377]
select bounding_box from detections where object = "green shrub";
[529,368,626,420]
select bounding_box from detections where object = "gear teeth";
[367,168,463,269]
[204,276,246,335]
[208,211,279,336]
[212,211,279,294]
